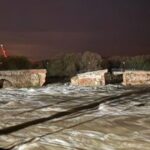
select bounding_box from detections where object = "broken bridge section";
[0,69,47,88]
[123,71,150,86]
[71,70,108,86]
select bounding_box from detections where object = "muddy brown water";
[0,84,149,150]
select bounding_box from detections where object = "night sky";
[0,0,150,60]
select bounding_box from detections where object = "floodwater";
[0,84,150,150]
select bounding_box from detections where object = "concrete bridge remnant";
[71,70,150,87]
[71,70,108,86]
[123,71,150,86]
[0,69,46,88]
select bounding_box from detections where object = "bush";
[46,58,64,76]
[45,51,103,77]
[80,51,102,72]
[124,55,150,70]
[0,56,32,70]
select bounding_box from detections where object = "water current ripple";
[0,84,149,150]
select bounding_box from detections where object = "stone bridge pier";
[0,69,46,88]
[71,70,108,86]
[122,71,150,86]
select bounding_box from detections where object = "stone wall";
[0,69,47,88]
[123,71,150,86]
[71,70,107,87]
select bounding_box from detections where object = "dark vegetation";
[0,56,31,70]
[0,52,150,83]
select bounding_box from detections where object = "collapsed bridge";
[0,69,46,88]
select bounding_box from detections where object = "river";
[0,84,150,150]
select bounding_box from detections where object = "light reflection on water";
[0,84,149,150]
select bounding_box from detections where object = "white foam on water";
[17,143,39,150]
[98,92,150,116]
[0,83,125,101]
[0,84,150,150]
